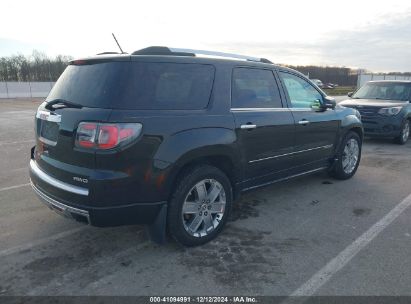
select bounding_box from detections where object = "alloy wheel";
[181,179,226,238]
[342,138,360,174]
[402,121,410,143]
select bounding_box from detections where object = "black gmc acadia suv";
[29,47,363,246]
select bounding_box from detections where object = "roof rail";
[132,46,272,64]
[96,51,122,55]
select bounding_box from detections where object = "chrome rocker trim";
[242,167,328,192]
[29,160,89,196]
[249,145,333,163]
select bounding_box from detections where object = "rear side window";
[232,68,282,108]
[47,62,215,110]
[122,62,215,110]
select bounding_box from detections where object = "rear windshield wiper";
[45,98,83,110]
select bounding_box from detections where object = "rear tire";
[167,165,232,246]
[394,119,410,145]
[330,131,362,180]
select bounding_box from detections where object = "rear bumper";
[31,181,91,224]
[30,159,167,227]
[30,159,89,196]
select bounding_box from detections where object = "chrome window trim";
[289,108,316,112]
[249,144,333,163]
[230,107,319,112]
[30,160,89,196]
[231,107,290,112]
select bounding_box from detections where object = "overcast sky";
[1,0,410,72]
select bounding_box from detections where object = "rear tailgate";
[31,58,131,202]
[32,105,112,201]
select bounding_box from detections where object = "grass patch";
[323,86,356,96]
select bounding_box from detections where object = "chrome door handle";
[241,124,257,129]
[298,120,310,125]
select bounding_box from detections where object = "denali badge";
[73,176,88,184]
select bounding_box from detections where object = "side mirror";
[347,92,354,97]
[310,99,322,111]
[322,96,336,110]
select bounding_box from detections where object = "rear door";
[231,67,295,188]
[278,71,339,168]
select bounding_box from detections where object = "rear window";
[47,61,215,110]
[47,62,124,108]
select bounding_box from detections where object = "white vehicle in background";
[311,79,324,88]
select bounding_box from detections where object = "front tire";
[394,119,410,145]
[330,131,362,180]
[167,165,232,246]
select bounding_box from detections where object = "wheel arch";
[348,126,364,141]
[333,114,363,155]
[166,152,242,202]
[153,127,242,199]
[341,114,363,138]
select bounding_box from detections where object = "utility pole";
[4,75,9,99]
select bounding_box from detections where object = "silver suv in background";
[340,81,411,144]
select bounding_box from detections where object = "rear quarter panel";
[102,110,239,203]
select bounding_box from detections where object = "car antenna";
[112,33,125,54]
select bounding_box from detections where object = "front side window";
[279,72,323,109]
[232,68,282,108]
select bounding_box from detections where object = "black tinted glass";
[232,68,282,108]
[124,62,214,110]
[47,62,215,110]
[47,62,126,108]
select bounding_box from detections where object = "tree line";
[0,51,73,82]
[288,66,411,86]
[287,65,358,86]
[1,50,409,86]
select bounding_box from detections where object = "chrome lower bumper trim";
[29,159,88,196]
[31,181,90,224]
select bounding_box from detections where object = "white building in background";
[357,73,411,87]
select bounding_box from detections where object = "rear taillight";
[98,125,119,149]
[77,123,98,148]
[76,122,142,150]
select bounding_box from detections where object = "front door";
[278,71,339,169]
